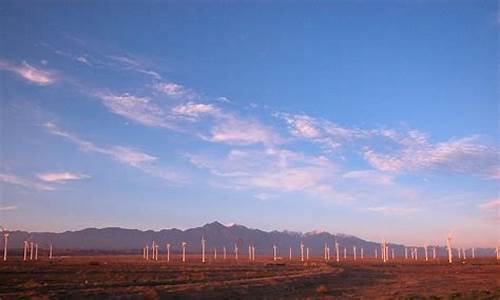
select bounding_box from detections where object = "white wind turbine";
[234,243,239,260]
[343,247,346,260]
[49,244,53,259]
[353,246,357,261]
[214,247,217,261]
[471,247,475,259]
[166,243,171,262]
[391,248,395,260]
[446,234,453,263]
[30,242,34,260]
[300,241,304,262]
[252,245,255,261]
[289,246,292,261]
[146,245,149,260]
[35,243,38,260]
[424,245,428,261]
[306,247,310,261]
[361,247,364,260]
[335,240,340,262]
[201,236,206,263]
[182,242,187,262]
[1,227,8,261]
[273,244,277,261]
[375,248,378,259]
[405,247,408,260]
[432,246,436,260]
[223,246,226,260]
[23,241,28,261]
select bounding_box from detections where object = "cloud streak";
[37,172,90,183]
[0,173,55,191]
[0,60,55,85]
[44,122,184,183]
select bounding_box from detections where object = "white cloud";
[44,122,183,183]
[206,116,281,146]
[0,60,55,85]
[342,170,393,185]
[95,92,174,128]
[172,102,220,118]
[0,205,17,211]
[363,135,499,176]
[154,82,196,99]
[367,206,422,215]
[0,173,55,191]
[37,172,90,183]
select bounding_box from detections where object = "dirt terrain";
[0,255,498,299]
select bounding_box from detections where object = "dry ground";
[0,255,498,299]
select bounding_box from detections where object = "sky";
[0,1,498,247]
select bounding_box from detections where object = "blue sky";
[1,1,498,247]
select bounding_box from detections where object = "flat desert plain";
[0,255,498,299]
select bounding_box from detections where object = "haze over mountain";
[6,222,495,257]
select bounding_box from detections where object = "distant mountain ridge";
[5,221,495,257]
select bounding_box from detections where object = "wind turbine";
[353,246,357,261]
[405,247,408,260]
[182,242,187,262]
[471,247,475,259]
[335,240,340,262]
[300,241,304,262]
[223,246,226,260]
[166,243,171,262]
[289,246,292,261]
[146,245,149,260]
[35,244,38,260]
[432,246,436,260]
[424,245,428,261]
[391,248,395,260]
[446,234,453,263]
[306,247,310,261]
[361,247,364,260]
[343,247,346,260]
[234,243,238,260]
[49,244,53,259]
[273,244,277,261]
[201,236,206,263]
[214,247,217,261]
[30,242,34,260]
[1,227,8,261]
[23,241,28,261]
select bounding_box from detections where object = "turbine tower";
[273,244,277,261]
[23,241,28,261]
[300,241,304,262]
[166,243,171,262]
[446,234,453,263]
[201,236,206,263]
[335,240,340,262]
[182,242,187,262]
[1,227,8,261]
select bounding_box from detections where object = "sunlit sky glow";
[1,1,498,247]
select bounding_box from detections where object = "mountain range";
[5,222,495,257]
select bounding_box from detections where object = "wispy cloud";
[342,170,393,185]
[95,92,175,128]
[0,205,17,211]
[154,82,197,99]
[367,206,422,215]
[205,115,281,146]
[0,173,55,191]
[44,122,184,183]
[172,101,220,119]
[37,172,90,183]
[363,135,499,177]
[0,60,55,85]
[478,199,500,221]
